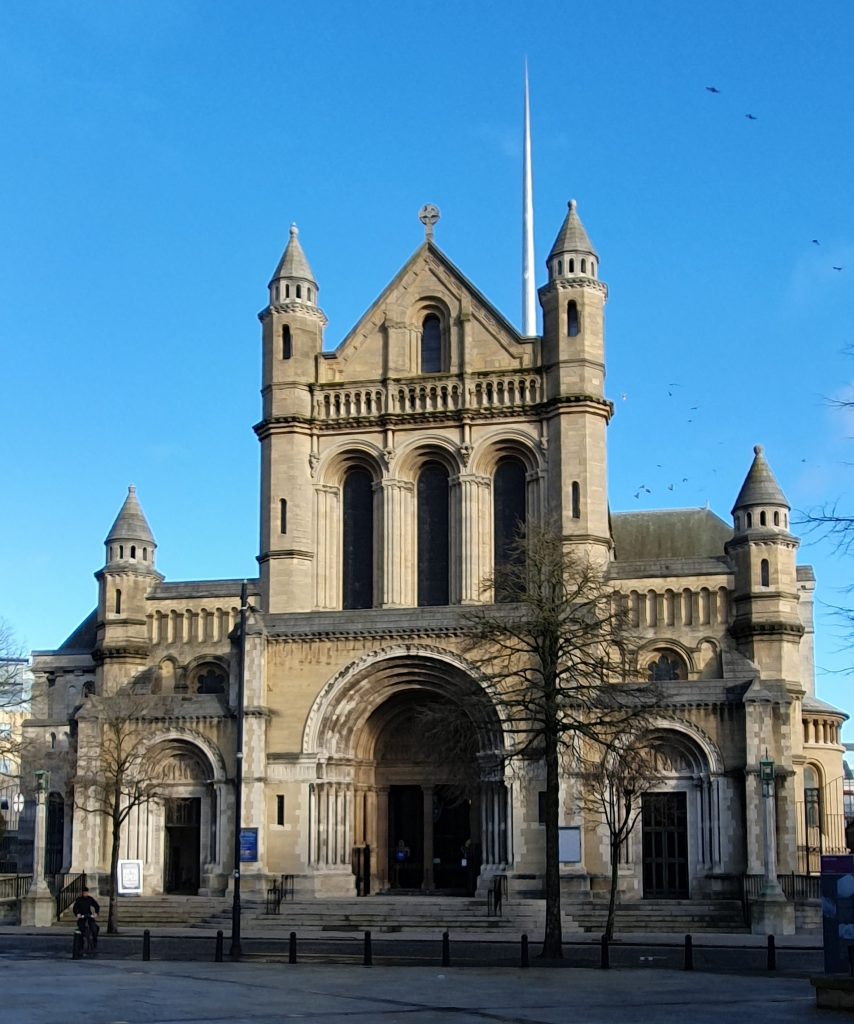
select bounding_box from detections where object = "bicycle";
[76,914,98,955]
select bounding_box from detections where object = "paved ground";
[0,958,839,1024]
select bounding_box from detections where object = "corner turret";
[726,446,802,685]
[94,485,163,695]
[538,201,611,559]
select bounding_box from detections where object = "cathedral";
[24,193,846,924]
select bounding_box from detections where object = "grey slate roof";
[105,485,155,544]
[271,224,317,285]
[803,694,849,718]
[611,508,733,562]
[548,200,598,259]
[57,609,97,652]
[732,445,788,512]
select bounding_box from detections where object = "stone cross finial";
[419,204,441,240]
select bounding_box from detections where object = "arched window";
[196,666,227,694]
[50,732,56,750]
[773,511,780,526]
[296,285,302,299]
[282,324,292,359]
[417,461,450,606]
[285,284,290,298]
[493,457,526,600]
[130,545,136,559]
[569,258,575,273]
[342,468,374,609]
[119,545,124,558]
[647,652,685,681]
[760,511,767,526]
[115,589,122,614]
[571,481,581,519]
[143,547,148,561]
[307,287,312,302]
[280,498,287,535]
[557,259,563,275]
[746,512,753,528]
[421,314,443,374]
[760,559,770,587]
[581,258,587,273]
[109,546,114,561]
[804,765,821,830]
[567,301,580,337]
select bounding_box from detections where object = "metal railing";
[265,874,294,915]
[55,872,87,918]
[740,872,821,925]
[487,874,507,917]
[0,874,33,900]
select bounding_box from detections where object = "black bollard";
[767,934,776,972]
[142,929,151,962]
[442,930,450,968]
[521,933,529,969]
[600,933,609,970]
[364,930,373,967]
[72,931,83,960]
[683,934,693,971]
[215,929,224,963]
[289,930,297,964]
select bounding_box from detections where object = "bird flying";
[706,86,720,94]
[833,266,844,271]
[812,239,820,245]
[745,114,758,120]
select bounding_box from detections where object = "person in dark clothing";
[72,886,100,947]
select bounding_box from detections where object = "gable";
[318,242,537,383]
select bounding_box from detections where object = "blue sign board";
[239,827,258,863]
[821,854,854,973]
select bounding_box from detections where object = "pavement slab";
[0,959,835,1024]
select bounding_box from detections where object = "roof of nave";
[611,507,733,562]
[56,609,97,653]
[148,578,261,601]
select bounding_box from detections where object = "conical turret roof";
[732,445,789,512]
[105,485,156,544]
[548,199,598,259]
[270,224,317,285]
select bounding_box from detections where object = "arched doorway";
[305,649,507,897]
[371,691,482,893]
[148,741,215,895]
[641,732,716,899]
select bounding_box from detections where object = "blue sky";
[2,2,853,726]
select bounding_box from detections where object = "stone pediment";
[318,241,535,384]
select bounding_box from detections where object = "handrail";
[0,874,33,900]
[264,874,294,915]
[487,874,507,917]
[55,871,87,918]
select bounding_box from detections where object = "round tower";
[726,446,803,683]
[94,485,162,695]
[257,224,326,613]
[538,200,611,557]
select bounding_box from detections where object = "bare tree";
[457,521,661,959]
[580,736,658,941]
[0,619,30,783]
[74,693,159,933]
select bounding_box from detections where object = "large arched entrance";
[305,648,508,896]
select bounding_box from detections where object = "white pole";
[522,60,537,337]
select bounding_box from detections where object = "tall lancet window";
[342,468,374,609]
[421,314,443,374]
[417,461,450,606]
[567,301,580,337]
[493,457,527,601]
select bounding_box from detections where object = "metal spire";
[522,59,537,336]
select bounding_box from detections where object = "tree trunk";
[605,832,620,942]
[107,801,122,934]
[541,731,563,959]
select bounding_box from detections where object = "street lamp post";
[229,580,249,961]
[20,768,55,926]
[759,753,784,899]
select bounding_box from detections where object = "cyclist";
[72,886,100,949]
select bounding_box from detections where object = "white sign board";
[558,826,581,863]
[117,859,143,895]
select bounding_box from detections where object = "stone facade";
[24,202,846,908]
